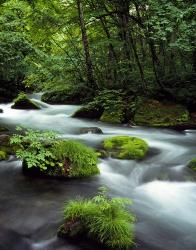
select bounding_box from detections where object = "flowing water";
[0,94,196,250]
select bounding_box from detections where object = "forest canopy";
[0,0,195,100]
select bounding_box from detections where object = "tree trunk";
[76,0,98,88]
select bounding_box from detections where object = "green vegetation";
[11,93,40,110]
[0,150,7,160]
[10,127,57,170]
[51,140,99,178]
[10,128,99,178]
[187,158,196,172]
[134,100,190,127]
[0,126,8,132]
[103,136,148,160]
[0,0,195,115]
[59,188,135,249]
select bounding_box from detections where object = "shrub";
[10,127,57,171]
[103,136,148,159]
[61,188,135,249]
[10,128,99,178]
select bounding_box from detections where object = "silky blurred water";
[0,94,195,250]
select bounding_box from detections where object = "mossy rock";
[23,140,100,179]
[134,100,190,127]
[103,136,148,159]
[100,108,124,124]
[73,102,104,119]
[187,158,196,172]
[96,149,109,159]
[0,134,15,155]
[11,93,40,110]
[0,126,9,132]
[0,150,7,160]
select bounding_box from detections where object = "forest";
[0,0,196,250]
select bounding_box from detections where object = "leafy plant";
[62,187,135,249]
[10,127,57,170]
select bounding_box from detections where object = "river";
[0,94,196,250]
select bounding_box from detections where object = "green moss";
[60,188,135,249]
[51,140,100,178]
[100,108,123,124]
[134,100,189,127]
[0,150,7,160]
[187,158,196,172]
[73,102,103,119]
[103,136,148,159]
[0,126,9,132]
[11,92,40,110]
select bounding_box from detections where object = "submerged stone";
[79,127,103,134]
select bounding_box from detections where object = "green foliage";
[103,136,149,160]
[187,158,196,172]
[63,188,135,249]
[13,92,27,102]
[134,100,190,127]
[10,127,57,170]
[0,150,7,160]
[52,140,99,178]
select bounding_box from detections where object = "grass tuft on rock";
[52,140,99,178]
[59,188,135,249]
[103,135,148,159]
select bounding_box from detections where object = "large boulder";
[22,140,100,179]
[103,135,148,160]
[73,102,104,119]
[0,109,3,113]
[11,93,40,110]
[134,100,190,127]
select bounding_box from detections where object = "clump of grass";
[61,188,135,249]
[52,140,100,177]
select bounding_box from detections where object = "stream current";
[0,93,196,250]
